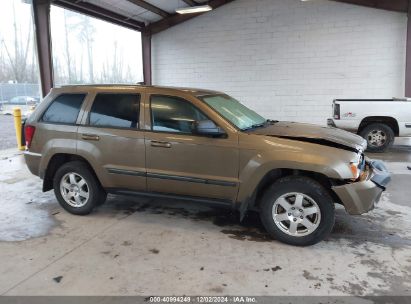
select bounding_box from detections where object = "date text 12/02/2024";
[148,296,257,303]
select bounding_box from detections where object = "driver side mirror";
[193,120,226,137]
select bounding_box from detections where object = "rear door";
[77,91,146,191]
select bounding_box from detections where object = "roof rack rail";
[58,83,144,88]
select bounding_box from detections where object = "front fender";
[236,137,359,208]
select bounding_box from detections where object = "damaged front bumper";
[332,160,391,215]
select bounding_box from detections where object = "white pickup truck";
[327,98,411,152]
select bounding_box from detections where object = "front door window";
[151,95,208,134]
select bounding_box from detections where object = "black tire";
[259,176,335,246]
[53,161,106,215]
[359,123,394,153]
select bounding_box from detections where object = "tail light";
[25,125,36,149]
[333,103,340,120]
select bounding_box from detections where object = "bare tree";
[100,40,130,83]
[0,33,7,82]
[63,10,73,82]
[1,1,33,83]
[29,42,38,83]
[74,15,95,83]
[53,56,63,85]
[79,46,84,82]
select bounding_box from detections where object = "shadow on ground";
[94,194,411,247]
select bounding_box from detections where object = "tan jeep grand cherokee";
[24,85,391,246]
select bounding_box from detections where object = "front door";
[144,94,239,202]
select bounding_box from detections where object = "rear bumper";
[24,151,42,177]
[332,160,391,215]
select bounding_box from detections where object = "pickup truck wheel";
[359,123,394,153]
[259,176,335,246]
[53,161,106,215]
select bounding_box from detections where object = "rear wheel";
[53,161,106,215]
[259,176,335,246]
[359,123,394,153]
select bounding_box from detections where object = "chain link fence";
[0,83,40,102]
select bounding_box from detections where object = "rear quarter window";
[41,94,86,124]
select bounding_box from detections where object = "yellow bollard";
[13,108,25,151]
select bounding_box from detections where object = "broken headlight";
[349,153,365,180]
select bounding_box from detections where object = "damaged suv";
[24,85,391,246]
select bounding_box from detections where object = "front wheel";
[259,176,335,246]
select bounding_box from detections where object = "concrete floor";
[0,115,16,150]
[0,145,411,296]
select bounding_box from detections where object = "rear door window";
[89,94,140,129]
[42,94,86,124]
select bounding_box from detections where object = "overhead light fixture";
[176,5,213,14]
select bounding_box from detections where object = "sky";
[0,0,143,84]
[0,0,33,46]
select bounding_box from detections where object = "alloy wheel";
[60,172,90,208]
[272,192,321,237]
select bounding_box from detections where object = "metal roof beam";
[52,0,145,31]
[147,0,235,35]
[125,0,170,18]
[182,0,197,6]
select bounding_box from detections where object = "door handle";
[150,140,171,148]
[81,133,100,141]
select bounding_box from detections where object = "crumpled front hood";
[249,121,367,153]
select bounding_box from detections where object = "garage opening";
[50,5,143,85]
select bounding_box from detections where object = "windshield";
[200,94,266,130]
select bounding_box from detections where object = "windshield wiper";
[242,122,267,131]
[242,119,279,131]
